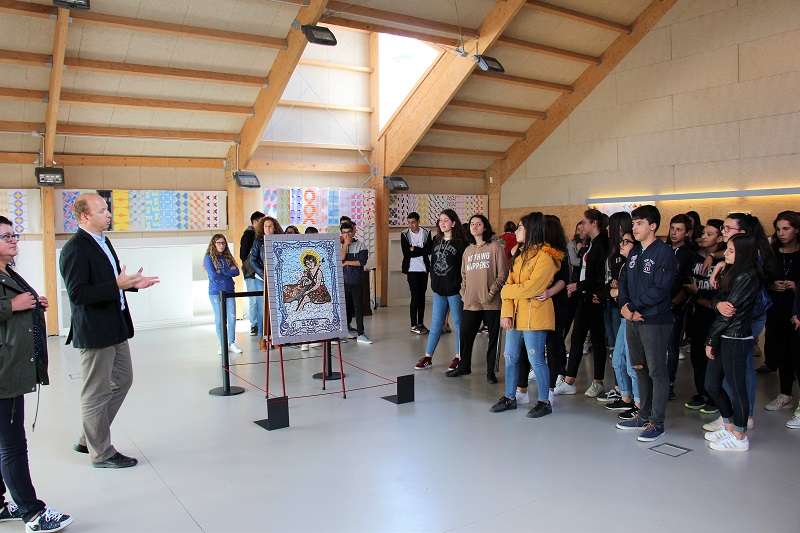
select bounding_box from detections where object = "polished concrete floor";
[5,306,799,533]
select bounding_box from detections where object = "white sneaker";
[702,416,724,432]
[515,391,530,404]
[528,369,536,381]
[765,393,794,411]
[786,416,800,429]
[357,334,373,344]
[584,381,604,398]
[300,344,309,351]
[704,428,732,443]
[553,379,577,396]
[229,342,243,354]
[709,435,749,452]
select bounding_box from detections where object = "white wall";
[502,0,800,208]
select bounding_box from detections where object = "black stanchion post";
[382,374,414,404]
[209,290,245,396]
[312,339,344,380]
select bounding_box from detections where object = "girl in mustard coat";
[491,212,564,418]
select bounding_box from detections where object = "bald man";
[59,194,159,469]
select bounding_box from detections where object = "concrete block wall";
[501,0,800,213]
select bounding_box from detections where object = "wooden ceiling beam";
[448,99,546,119]
[0,87,47,101]
[377,0,528,175]
[490,0,677,188]
[415,145,504,158]
[472,71,573,93]
[0,120,43,133]
[0,0,287,49]
[525,0,632,34]
[322,16,459,47]
[55,153,226,168]
[259,140,371,151]
[325,1,479,37]
[0,151,37,164]
[278,99,371,113]
[0,48,50,67]
[496,36,600,64]
[398,166,485,179]
[56,123,238,142]
[44,7,69,165]
[430,122,525,139]
[298,58,372,73]
[245,160,370,173]
[238,0,329,168]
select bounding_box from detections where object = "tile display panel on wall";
[55,189,227,233]
[0,189,42,234]
[388,194,489,228]
[262,187,376,255]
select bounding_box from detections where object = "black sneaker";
[618,406,639,420]
[410,325,420,334]
[490,396,516,413]
[25,507,73,532]
[526,401,552,418]
[0,502,23,522]
[416,325,429,335]
[249,325,258,336]
[684,395,706,410]
[606,398,634,411]
[699,404,719,415]
[446,367,471,377]
[596,388,621,403]
[486,372,498,384]
[668,386,677,401]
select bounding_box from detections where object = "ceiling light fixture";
[292,20,337,46]
[474,54,504,73]
[53,0,90,9]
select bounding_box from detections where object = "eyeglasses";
[722,225,740,233]
[622,239,635,246]
[214,240,227,245]
[0,233,20,243]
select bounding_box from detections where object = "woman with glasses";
[204,234,242,355]
[0,216,73,532]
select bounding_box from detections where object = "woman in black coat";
[0,215,73,531]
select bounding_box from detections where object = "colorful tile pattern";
[388,194,489,228]
[0,189,40,234]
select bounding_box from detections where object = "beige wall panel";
[0,101,46,122]
[740,111,800,159]
[0,13,52,54]
[0,164,34,188]
[618,122,739,170]
[419,132,514,152]
[349,0,493,30]
[577,74,618,112]
[436,108,533,132]
[174,168,225,190]
[403,153,494,171]
[0,65,51,90]
[740,28,800,82]
[138,168,179,190]
[283,66,370,107]
[568,95,673,143]
[502,175,570,208]
[673,159,742,191]
[617,45,738,104]
[101,166,141,189]
[570,164,676,203]
[0,134,40,152]
[550,0,651,24]
[456,79,561,111]
[403,176,487,195]
[657,0,737,27]
[674,71,800,129]
[524,139,618,179]
[505,11,615,57]
[263,108,370,147]
[488,47,589,86]
[616,27,672,72]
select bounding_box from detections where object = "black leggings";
[566,299,607,381]
[705,337,752,431]
[688,305,715,402]
[765,308,799,395]
[406,272,428,327]
[458,309,500,374]
[0,397,45,522]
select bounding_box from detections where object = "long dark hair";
[206,233,237,272]
[468,214,494,244]
[435,209,466,243]
[719,235,760,292]
[771,210,800,253]
[544,214,567,253]
[255,216,284,237]
[515,212,546,261]
[727,212,777,280]
[608,211,632,259]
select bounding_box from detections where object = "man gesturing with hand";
[59,193,159,469]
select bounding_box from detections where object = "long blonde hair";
[206,234,237,271]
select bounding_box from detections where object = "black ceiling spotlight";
[233,170,261,188]
[35,166,65,186]
[474,54,504,73]
[295,21,337,46]
[384,176,409,193]
[53,0,90,9]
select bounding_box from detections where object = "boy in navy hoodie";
[616,205,676,442]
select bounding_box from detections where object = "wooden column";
[369,136,389,307]
[42,8,69,335]
[225,146,247,316]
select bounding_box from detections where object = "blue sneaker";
[0,502,23,522]
[616,415,646,431]
[637,422,665,442]
[25,507,73,532]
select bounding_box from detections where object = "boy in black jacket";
[400,212,432,334]
[616,205,676,442]
[240,211,264,336]
[555,209,609,397]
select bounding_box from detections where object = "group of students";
[400,205,800,450]
[202,211,374,354]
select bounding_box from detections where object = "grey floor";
[6,306,800,533]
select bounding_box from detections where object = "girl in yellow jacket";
[491,212,564,418]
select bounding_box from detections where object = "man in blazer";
[59,193,159,468]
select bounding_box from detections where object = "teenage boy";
[240,211,265,336]
[401,212,432,334]
[554,209,609,397]
[340,221,372,344]
[666,214,699,398]
[616,205,676,442]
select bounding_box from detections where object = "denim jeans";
[425,293,463,357]
[244,277,260,328]
[611,320,640,403]
[604,301,621,349]
[504,329,548,402]
[249,276,265,338]
[209,293,236,349]
[723,313,765,417]
[0,397,46,522]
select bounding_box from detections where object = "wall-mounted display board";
[262,187,375,255]
[388,194,488,228]
[56,189,227,233]
[0,189,42,234]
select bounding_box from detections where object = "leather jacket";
[707,270,761,351]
